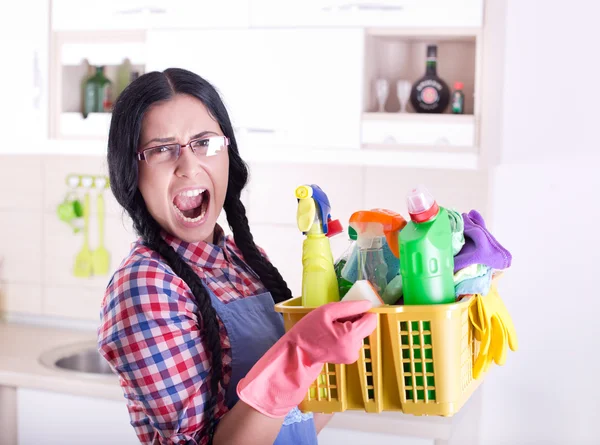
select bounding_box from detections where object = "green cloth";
[453,263,489,284]
[447,208,465,256]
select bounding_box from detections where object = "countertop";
[0,321,122,401]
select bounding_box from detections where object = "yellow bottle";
[295,184,341,308]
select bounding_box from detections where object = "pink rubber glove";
[237,300,377,418]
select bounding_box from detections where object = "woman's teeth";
[180,188,205,197]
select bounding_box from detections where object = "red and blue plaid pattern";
[98,226,267,444]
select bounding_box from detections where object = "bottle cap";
[406,186,439,223]
[426,45,438,57]
[454,81,464,90]
[326,219,343,238]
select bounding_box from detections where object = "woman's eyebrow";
[142,130,218,148]
[190,130,218,139]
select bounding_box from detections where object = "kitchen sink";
[39,341,115,377]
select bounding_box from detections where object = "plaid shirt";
[98,226,268,445]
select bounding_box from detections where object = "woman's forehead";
[141,94,220,144]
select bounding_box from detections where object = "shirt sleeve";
[98,258,220,445]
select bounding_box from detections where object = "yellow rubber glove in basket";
[469,284,518,379]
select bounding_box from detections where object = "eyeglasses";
[137,135,230,166]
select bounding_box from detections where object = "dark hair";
[107,68,292,441]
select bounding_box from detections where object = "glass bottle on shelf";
[98,66,113,112]
[451,81,465,114]
[410,45,450,114]
[83,66,112,118]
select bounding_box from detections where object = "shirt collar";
[161,225,229,269]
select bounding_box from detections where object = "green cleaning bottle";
[399,186,455,306]
[399,186,455,402]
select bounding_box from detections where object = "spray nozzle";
[295,184,340,236]
[349,209,407,258]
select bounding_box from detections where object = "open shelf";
[362,28,481,151]
[51,31,146,139]
[363,33,478,114]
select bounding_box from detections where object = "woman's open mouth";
[172,188,210,226]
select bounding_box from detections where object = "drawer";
[250,0,484,28]
[361,114,476,147]
[52,0,249,31]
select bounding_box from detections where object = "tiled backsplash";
[0,155,488,322]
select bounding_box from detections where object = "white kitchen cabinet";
[362,113,476,147]
[147,28,364,153]
[17,388,138,445]
[52,0,250,31]
[250,0,484,29]
[0,0,48,151]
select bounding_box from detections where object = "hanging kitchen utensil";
[57,175,84,233]
[92,176,110,275]
[73,177,94,278]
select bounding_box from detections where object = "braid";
[132,195,223,443]
[223,197,293,304]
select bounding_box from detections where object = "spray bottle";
[345,209,407,302]
[296,184,342,308]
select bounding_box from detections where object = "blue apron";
[206,285,318,445]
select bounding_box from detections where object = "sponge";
[341,280,384,308]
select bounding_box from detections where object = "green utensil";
[92,189,110,275]
[73,191,93,278]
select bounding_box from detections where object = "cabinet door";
[52,0,249,31]
[147,28,364,152]
[245,28,364,150]
[17,388,138,445]
[0,0,48,150]
[250,0,484,28]
[146,29,250,132]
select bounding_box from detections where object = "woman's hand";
[237,300,377,418]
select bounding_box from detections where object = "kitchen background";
[0,0,598,444]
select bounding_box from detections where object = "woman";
[98,67,377,445]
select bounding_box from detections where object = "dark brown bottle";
[410,45,450,113]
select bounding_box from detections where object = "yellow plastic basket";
[274,294,486,417]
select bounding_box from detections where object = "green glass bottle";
[83,66,112,117]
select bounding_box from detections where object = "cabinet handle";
[246,128,276,134]
[235,126,276,134]
[115,6,167,15]
[323,2,405,12]
[32,50,42,110]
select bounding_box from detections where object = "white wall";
[483,1,600,444]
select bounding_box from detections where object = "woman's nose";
[175,145,201,178]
